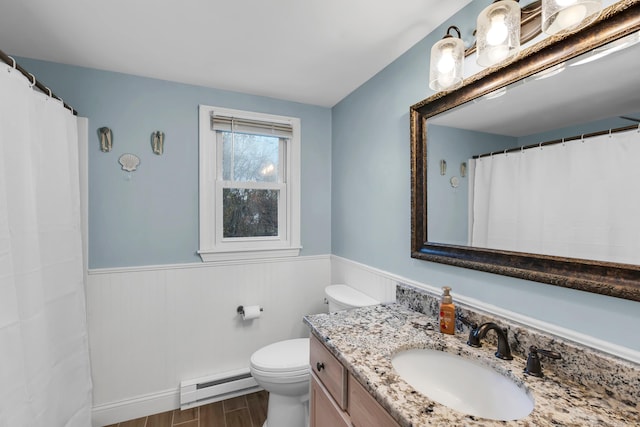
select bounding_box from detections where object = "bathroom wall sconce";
[440,159,447,175]
[429,26,464,91]
[98,127,112,152]
[151,131,165,155]
[460,162,467,178]
[430,0,602,91]
[476,0,521,67]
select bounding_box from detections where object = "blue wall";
[331,4,640,351]
[17,59,332,269]
[17,0,639,352]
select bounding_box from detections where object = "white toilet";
[250,338,310,427]
[324,283,380,312]
[249,284,380,427]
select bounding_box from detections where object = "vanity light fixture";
[541,0,602,35]
[476,0,521,67]
[429,26,464,91]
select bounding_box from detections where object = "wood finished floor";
[104,391,268,427]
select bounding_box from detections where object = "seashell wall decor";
[118,153,140,172]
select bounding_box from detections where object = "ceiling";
[0,0,471,107]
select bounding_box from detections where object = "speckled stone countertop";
[304,304,640,427]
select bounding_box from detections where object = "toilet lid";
[250,338,310,374]
[325,284,379,307]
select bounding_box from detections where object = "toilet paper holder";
[237,305,263,316]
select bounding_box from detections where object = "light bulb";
[437,48,455,73]
[487,14,509,46]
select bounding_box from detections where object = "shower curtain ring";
[609,129,613,138]
[28,73,36,87]
[7,55,16,69]
[637,124,640,133]
[581,134,585,142]
[45,87,52,98]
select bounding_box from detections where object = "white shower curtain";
[470,129,640,265]
[0,64,92,426]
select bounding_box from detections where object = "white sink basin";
[391,348,534,421]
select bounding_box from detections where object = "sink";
[391,348,534,421]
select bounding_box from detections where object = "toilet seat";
[250,338,310,378]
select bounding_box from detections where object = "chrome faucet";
[467,322,513,360]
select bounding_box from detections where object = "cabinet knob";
[316,362,325,372]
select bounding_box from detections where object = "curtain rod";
[473,123,639,159]
[0,48,77,116]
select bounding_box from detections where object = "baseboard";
[91,388,179,427]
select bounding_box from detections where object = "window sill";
[198,247,302,263]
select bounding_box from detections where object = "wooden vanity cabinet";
[309,334,401,427]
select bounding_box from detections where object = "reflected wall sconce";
[98,127,112,152]
[476,0,521,67]
[542,0,602,35]
[151,131,165,155]
[429,26,464,91]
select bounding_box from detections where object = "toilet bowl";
[248,284,377,426]
[325,284,380,312]
[250,338,310,427]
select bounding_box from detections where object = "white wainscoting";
[88,255,330,426]
[330,256,398,304]
[89,254,639,426]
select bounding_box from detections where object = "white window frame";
[198,105,301,262]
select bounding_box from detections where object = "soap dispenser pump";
[439,286,456,335]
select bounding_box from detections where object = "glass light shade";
[429,33,464,91]
[542,0,602,35]
[476,0,521,67]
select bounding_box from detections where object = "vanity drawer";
[310,334,347,410]
[349,374,401,427]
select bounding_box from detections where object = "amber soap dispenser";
[439,286,455,335]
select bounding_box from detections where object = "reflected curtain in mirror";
[469,128,640,264]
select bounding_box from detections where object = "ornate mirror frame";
[410,1,640,302]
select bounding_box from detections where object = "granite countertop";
[304,304,640,427]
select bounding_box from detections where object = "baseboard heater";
[179,368,262,410]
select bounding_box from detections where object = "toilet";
[324,283,380,312]
[249,284,380,427]
[250,338,310,427]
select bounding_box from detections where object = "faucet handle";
[466,324,481,347]
[524,346,562,377]
[458,314,477,330]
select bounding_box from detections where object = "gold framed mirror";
[410,0,640,301]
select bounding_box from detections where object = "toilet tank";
[324,284,380,313]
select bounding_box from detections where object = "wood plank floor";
[104,391,268,427]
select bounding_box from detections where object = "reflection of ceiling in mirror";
[429,31,640,137]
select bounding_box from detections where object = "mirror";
[411,1,640,301]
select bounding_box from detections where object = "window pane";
[222,132,279,182]
[223,188,279,238]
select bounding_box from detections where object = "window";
[198,105,301,262]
